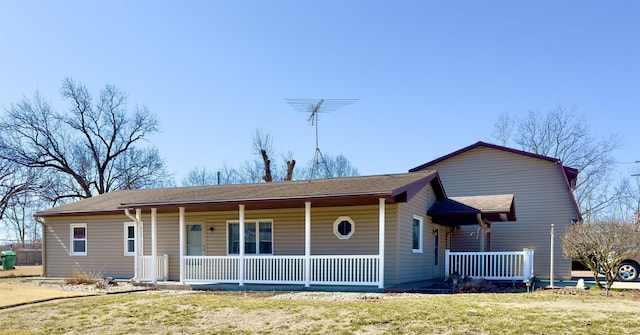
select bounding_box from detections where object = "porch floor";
[139,278,447,293]
[140,276,622,293]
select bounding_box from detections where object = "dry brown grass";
[0,265,42,278]
[63,269,103,285]
[0,281,96,309]
[0,288,639,334]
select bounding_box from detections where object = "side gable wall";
[43,214,136,279]
[417,146,577,280]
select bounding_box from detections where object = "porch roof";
[36,171,443,217]
[427,194,516,226]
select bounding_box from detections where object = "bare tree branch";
[562,219,640,295]
[0,78,169,202]
[491,106,621,219]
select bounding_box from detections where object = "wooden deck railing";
[182,255,380,286]
[137,254,169,281]
[445,249,534,281]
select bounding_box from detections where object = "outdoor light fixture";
[208,226,215,232]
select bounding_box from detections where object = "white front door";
[187,224,203,256]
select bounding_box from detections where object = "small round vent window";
[333,216,355,239]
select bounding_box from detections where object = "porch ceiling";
[427,194,516,226]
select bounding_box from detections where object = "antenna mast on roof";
[286,98,358,179]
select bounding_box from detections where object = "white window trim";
[124,222,135,256]
[333,216,355,240]
[70,223,87,256]
[226,220,274,255]
[412,215,424,253]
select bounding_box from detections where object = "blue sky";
[1,0,639,184]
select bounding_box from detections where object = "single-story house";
[35,170,521,289]
[410,141,582,280]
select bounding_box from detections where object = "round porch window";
[333,216,355,239]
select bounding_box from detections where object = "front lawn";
[0,288,638,334]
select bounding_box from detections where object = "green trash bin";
[1,250,16,270]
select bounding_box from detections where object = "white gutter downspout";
[125,208,141,282]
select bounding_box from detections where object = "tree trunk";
[285,160,296,181]
[261,149,272,182]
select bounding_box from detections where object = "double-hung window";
[70,223,87,256]
[124,223,135,256]
[412,215,423,253]
[228,220,273,255]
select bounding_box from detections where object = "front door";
[187,224,203,256]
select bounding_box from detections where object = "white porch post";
[135,209,142,283]
[239,204,245,286]
[378,198,385,289]
[304,201,311,287]
[179,207,185,284]
[151,208,157,284]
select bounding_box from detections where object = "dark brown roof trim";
[409,141,568,171]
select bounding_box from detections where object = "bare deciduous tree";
[0,78,170,203]
[1,192,42,247]
[562,220,640,295]
[615,172,640,224]
[182,166,219,186]
[252,129,297,182]
[0,159,36,220]
[310,153,360,179]
[492,106,621,220]
[181,129,357,185]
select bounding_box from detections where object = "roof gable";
[410,141,581,221]
[410,141,568,171]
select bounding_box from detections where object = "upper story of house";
[409,141,581,224]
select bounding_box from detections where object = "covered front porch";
[129,200,388,288]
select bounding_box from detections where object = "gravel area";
[5,280,424,301]
[270,291,420,301]
[6,278,151,294]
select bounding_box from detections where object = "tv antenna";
[286,98,358,179]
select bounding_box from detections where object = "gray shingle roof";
[427,194,516,226]
[36,171,440,217]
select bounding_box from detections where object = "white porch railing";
[183,255,380,286]
[310,255,379,285]
[137,254,169,281]
[184,256,240,282]
[445,249,534,281]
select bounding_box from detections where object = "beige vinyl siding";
[43,215,135,279]
[393,183,440,285]
[43,202,407,284]
[418,146,575,279]
[176,205,397,282]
